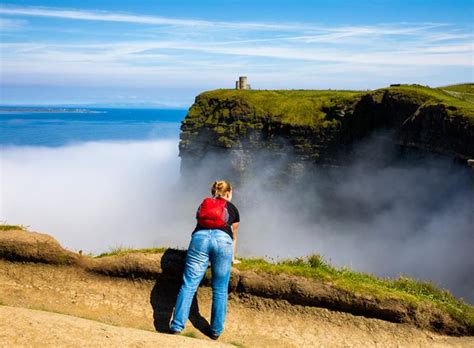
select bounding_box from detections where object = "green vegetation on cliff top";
[190,89,364,127]
[187,84,474,128]
[438,83,474,104]
[387,84,474,118]
[96,246,168,258]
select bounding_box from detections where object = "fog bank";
[1,138,472,302]
[1,140,193,252]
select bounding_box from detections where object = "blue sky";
[0,1,473,107]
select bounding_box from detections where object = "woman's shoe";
[210,334,220,340]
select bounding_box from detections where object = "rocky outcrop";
[179,86,474,180]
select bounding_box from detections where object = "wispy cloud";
[0,5,306,31]
[0,5,464,35]
[0,4,472,100]
[2,38,471,68]
[0,17,26,30]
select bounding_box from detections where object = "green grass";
[189,89,364,127]
[95,246,168,258]
[230,341,245,347]
[437,83,474,104]
[383,84,474,121]
[0,224,29,231]
[235,254,474,329]
[182,331,198,338]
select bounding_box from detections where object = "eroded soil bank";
[1,229,473,346]
[1,260,473,347]
[1,229,471,336]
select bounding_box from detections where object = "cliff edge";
[179,84,474,178]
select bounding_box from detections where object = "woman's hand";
[232,222,240,265]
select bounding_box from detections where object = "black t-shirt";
[193,200,240,239]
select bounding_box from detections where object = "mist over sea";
[1,107,472,303]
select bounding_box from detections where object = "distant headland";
[0,107,105,114]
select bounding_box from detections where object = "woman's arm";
[232,222,240,264]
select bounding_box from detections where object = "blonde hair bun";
[211,180,232,198]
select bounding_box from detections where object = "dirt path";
[0,306,230,347]
[0,260,472,347]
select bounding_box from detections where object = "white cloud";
[0,17,26,30]
[1,38,471,73]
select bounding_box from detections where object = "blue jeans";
[170,229,233,336]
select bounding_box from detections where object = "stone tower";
[235,76,250,90]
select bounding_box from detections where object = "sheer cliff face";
[179,87,474,179]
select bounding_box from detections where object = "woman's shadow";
[150,249,210,334]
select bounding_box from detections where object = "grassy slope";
[237,255,474,330]
[437,83,474,104]
[191,84,474,127]
[385,84,474,121]
[95,246,473,331]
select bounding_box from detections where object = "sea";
[0,107,185,146]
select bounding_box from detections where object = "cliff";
[179,84,474,178]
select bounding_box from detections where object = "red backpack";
[197,197,229,228]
